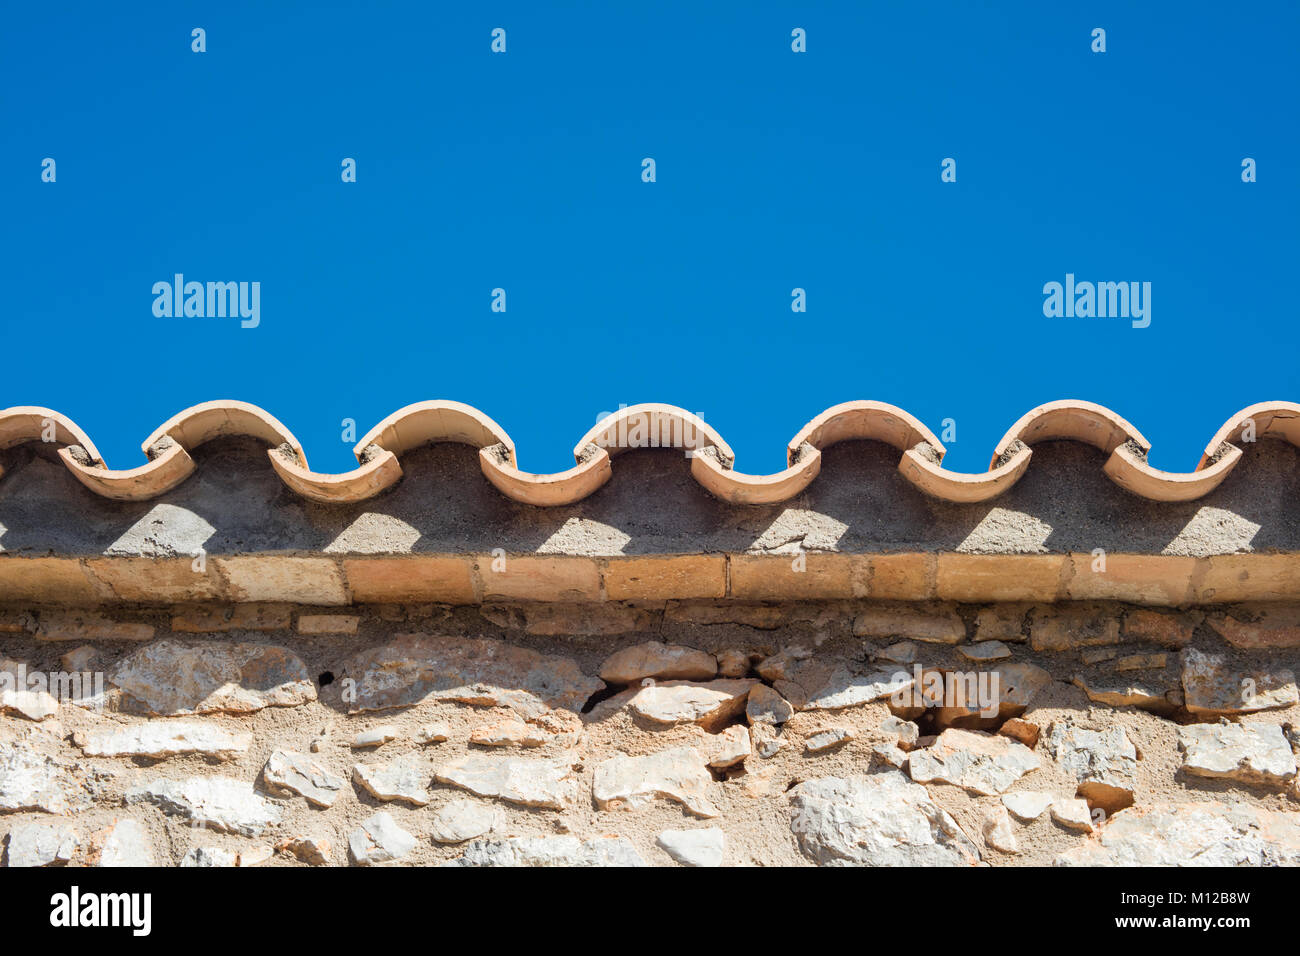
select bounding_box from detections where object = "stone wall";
[2,600,1298,867]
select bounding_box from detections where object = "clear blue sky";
[4,1,1296,476]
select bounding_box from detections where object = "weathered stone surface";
[1056,802,1300,866]
[430,799,500,844]
[974,605,1029,643]
[0,745,81,813]
[181,846,237,867]
[5,823,76,867]
[1072,674,1172,709]
[707,725,751,768]
[1001,790,1054,821]
[657,827,725,866]
[626,680,755,730]
[1051,797,1095,831]
[1178,722,1297,786]
[746,684,794,725]
[788,772,980,866]
[593,747,719,818]
[171,604,292,633]
[276,836,332,865]
[755,646,811,682]
[435,754,577,809]
[1209,606,1300,649]
[881,716,921,750]
[470,718,550,748]
[873,742,908,768]
[337,635,603,718]
[238,844,274,867]
[415,723,451,745]
[1081,647,1117,665]
[81,721,251,760]
[449,836,646,867]
[982,805,1018,853]
[126,777,281,836]
[36,611,154,642]
[599,642,717,684]
[876,641,917,665]
[87,819,153,867]
[960,641,1012,662]
[1043,723,1137,813]
[108,639,315,715]
[908,729,1040,795]
[998,717,1040,749]
[353,757,430,806]
[809,668,917,711]
[349,812,416,865]
[351,726,398,748]
[0,660,58,720]
[854,606,964,644]
[1122,608,1198,647]
[263,749,345,807]
[716,649,753,678]
[806,727,854,753]
[1115,653,1167,672]
[298,614,360,635]
[1181,648,1298,715]
[751,723,785,759]
[1030,605,1119,652]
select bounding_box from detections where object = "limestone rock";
[881,716,920,750]
[1051,797,1095,831]
[657,827,725,866]
[0,661,58,720]
[276,836,332,865]
[338,635,603,718]
[351,726,398,748]
[746,683,794,725]
[853,607,964,644]
[263,749,345,808]
[349,812,417,865]
[876,642,917,665]
[126,777,281,836]
[626,680,755,730]
[0,744,81,813]
[81,721,251,760]
[961,641,1012,662]
[353,757,431,806]
[181,847,237,867]
[87,819,153,867]
[599,642,717,684]
[1072,674,1171,709]
[108,639,315,715]
[716,649,752,678]
[1043,722,1137,813]
[1002,790,1054,821]
[415,723,451,745]
[5,823,76,867]
[1182,647,1298,715]
[873,742,909,768]
[430,799,500,844]
[449,835,646,867]
[435,753,577,809]
[908,729,1040,796]
[593,747,719,818]
[800,666,915,711]
[1056,802,1300,866]
[982,805,1018,853]
[1178,722,1297,786]
[806,727,854,753]
[788,771,980,866]
[707,725,750,768]
[998,717,1040,749]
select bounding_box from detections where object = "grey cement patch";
[0,437,1296,558]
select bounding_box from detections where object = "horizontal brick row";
[0,551,1296,607]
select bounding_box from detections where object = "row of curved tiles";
[0,399,1296,506]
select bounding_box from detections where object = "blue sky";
[4,1,1297,476]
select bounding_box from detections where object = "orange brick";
[728,554,854,600]
[36,610,153,642]
[298,614,361,635]
[479,556,601,602]
[1195,554,1300,603]
[936,554,1064,602]
[86,557,225,602]
[172,604,293,632]
[215,557,348,606]
[342,557,476,604]
[602,555,726,601]
[862,553,934,600]
[1065,554,1195,606]
[0,558,103,605]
